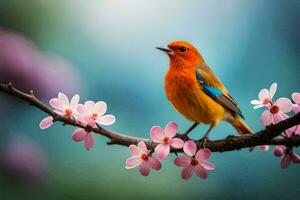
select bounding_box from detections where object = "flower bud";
[273,146,285,157]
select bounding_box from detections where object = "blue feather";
[195,67,244,118]
[203,85,223,98]
[196,68,223,98]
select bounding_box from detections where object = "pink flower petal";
[275,98,292,113]
[76,115,86,124]
[154,144,170,160]
[129,144,141,156]
[183,140,197,156]
[259,145,269,151]
[181,165,194,180]
[258,89,269,101]
[58,92,69,108]
[150,126,164,143]
[84,101,95,113]
[39,116,53,129]
[273,145,286,157]
[195,148,211,161]
[195,165,208,179]
[278,112,290,122]
[254,104,265,109]
[125,156,142,169]
[292,92,300,105]
[137,141,148,154]
[148,157,161,170]
[291,148,300,163]
[164,121,177,138]
[84,115,96,127]
[174,156,191,167]
[273,113,284,124]
[77,104,88,115]
[49,98,63,110]
[269,83,277,99]
[279,113,295,137]
[84,132,94,150]
[96,115,115,126]
[201,161,215,170]
[70,94,80,109]
[281,154,291,169]
[283,126,295,138]
[72,128,87,142]
[139,161,150,176]
[170,138,184,149]
[94,101,107,116]
[250,99,261,105]
[260,110,273,126]
[292,104,300,113]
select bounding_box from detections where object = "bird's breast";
[164,68,225,124]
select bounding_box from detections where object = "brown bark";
[1,82,299,153]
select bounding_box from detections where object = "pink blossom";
[71,101,115,150]
[39,116,54,130]
[259,145,269,151]
[150,121,184,160]
[249,145,269,152]
[292,92,300,113]
[294,126,300,136]
[273,145,286,157]
[39,92,80,129]
[260,97,294,137]
[72,128,94,150]
[49,92,80,117]
[250,83,277,109]
[273,145,300,169]
[125,141,161,176]
[291,93,300,135]
[77,101,115,127]
[174,141,215,180]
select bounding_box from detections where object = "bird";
[156,40,252,143]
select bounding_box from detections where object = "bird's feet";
[198,136,210,148]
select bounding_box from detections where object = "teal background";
[0,0,299,199]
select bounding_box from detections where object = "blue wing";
[196,68,244,119]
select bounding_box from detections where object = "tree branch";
[1,82,300,153]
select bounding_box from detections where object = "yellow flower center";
[64,108,73,117]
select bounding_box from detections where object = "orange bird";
[157,41,252,141]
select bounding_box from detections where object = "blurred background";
[0,0,299,199]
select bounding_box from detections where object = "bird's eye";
[179,47,187,52]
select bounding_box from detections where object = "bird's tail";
[230,117,253,135]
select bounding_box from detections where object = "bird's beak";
[156,46,173,53]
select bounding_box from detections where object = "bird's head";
[156,41,205,67]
